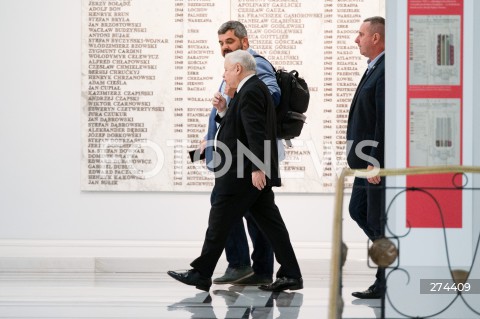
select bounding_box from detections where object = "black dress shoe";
[351,287,382,299]
[167,269,212,292]
[258,277,303,292]
[232,273,273,286]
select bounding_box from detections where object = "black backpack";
[254,55,310,147]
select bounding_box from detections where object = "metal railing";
[328,165,480,319]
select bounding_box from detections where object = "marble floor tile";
[0,259,379,319]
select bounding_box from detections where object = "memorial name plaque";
[81,0,384,192]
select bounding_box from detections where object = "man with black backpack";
[198,21,283,286]
[251,55,310,148]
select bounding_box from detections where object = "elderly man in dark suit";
[168,49,303,293]
[346,16,386,299]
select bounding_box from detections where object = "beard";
[222,44,243,57]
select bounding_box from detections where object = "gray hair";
[218,20,248,38]
[225,50,256,73]
[364,16,385,38]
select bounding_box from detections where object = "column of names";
[333,0,365,189]
[85,0,165,188]
[172,0,222,189]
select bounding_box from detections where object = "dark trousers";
[210,190,274,276]
[192,186,301,279]
[349,177,385,241]
[349,176,386,292]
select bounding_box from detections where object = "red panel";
[406,174,462,228]
[406,0,463,228]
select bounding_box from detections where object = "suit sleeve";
[239,89,268,172]
[369,72,385,166]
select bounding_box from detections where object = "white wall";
[0,0,367,270]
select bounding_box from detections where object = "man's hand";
[212,92,227,113]
[252,170,266,190]
[367,165,381,184]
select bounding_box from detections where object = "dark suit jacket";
[213,75,281,195]
[346,54,385,169]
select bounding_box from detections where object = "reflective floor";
[0,259,380,318]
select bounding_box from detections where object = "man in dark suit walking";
[346,16,386,299]
[204,21,279,286]
[168,49,303,293]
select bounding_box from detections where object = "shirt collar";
[236,74,255,94]
[367,51,385,72]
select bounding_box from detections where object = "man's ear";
[241,37,249,50]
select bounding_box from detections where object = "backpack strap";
[252,54,277,73]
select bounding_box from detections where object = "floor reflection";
[167,286,303,319]
[0,259,381,318]
[351,297,381,318]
